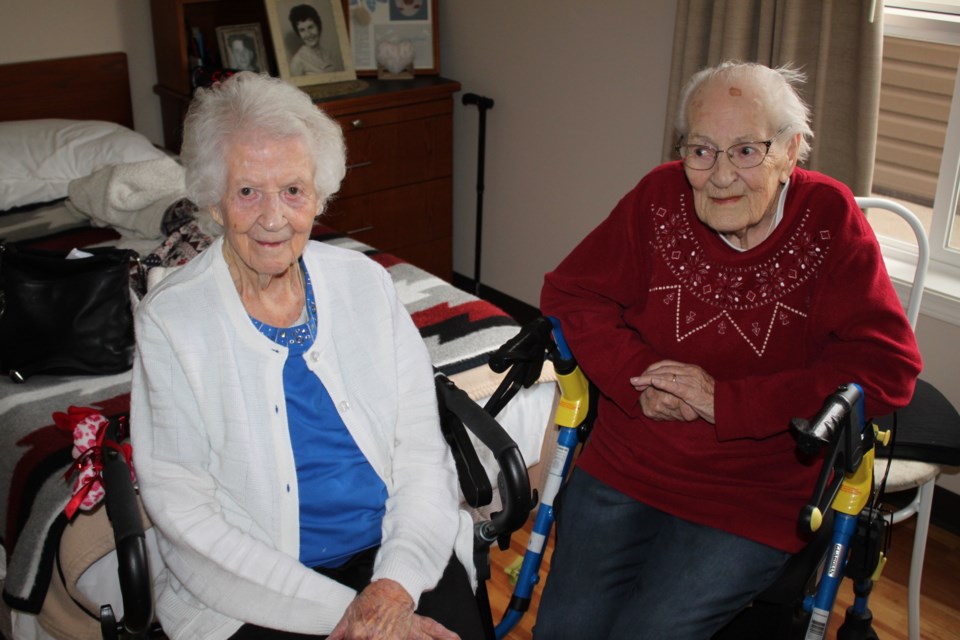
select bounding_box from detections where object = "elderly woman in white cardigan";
[130,72,481,640]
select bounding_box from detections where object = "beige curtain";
[662,0,883,197]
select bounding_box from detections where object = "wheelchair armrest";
[101,416,153,637]
[436,374,533,544]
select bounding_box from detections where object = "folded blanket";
[66,156,186,241]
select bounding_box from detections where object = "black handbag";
[0,244,142,382]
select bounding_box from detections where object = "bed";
[0,53,557,640]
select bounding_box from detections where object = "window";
[870,1,960,324]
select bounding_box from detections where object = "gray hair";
[180,72,346,215]
[675,61,813,163]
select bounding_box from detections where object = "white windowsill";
[867,195,960,326]
[883,247,960,326]
[885,6,960,43]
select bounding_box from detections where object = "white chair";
[855,196,946,640]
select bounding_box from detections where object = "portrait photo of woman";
[216,23,269,74]
[266,0,356,86]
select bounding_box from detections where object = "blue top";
[251,265,387,568]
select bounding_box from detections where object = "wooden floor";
[484,512,960,639]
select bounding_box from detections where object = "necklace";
[250,262,317,347]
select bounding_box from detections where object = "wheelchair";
[485,316,894,640]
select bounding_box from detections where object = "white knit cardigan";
[131,238,474,639]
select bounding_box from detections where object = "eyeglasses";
[675,127,788,171]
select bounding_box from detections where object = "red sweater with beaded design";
[540,162,922,552]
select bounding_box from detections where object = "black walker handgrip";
[101,416,153,636]
[791,383,866,532]
[792,383,863,461]
[484,317,555,417]
[487,316,553,375]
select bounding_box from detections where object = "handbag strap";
[128,250,147,298]
[0,242,7,323]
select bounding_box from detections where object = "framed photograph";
[345,0,439,76]
[216,23,269,73]
[265,0,357,86]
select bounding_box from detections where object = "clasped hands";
[328,579,459,640]
[630,360,716,424]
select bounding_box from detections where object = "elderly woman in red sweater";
[533,61,922,640]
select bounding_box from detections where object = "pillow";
[0,119,167,210]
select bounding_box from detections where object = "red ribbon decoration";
[53,406,134,519]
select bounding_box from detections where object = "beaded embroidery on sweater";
[650,194,832,357]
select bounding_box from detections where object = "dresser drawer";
[337,101,453,198]
[323,177,452,255]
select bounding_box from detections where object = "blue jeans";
[533,469,791,640]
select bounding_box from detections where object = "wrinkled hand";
[630,360,716,424]
[328,579,460,640]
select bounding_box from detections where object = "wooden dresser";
[149,0,459,280]
[312,78,459,281]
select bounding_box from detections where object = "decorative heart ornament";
[377,40,416,74]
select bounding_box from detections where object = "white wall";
[441,1,676,306]
[0,0,163,145]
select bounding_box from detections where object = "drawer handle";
[346,225,375,235]
[347,160,374,170]
[351,119,363,129]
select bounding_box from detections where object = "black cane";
[462,93,495,296]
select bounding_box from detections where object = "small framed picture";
[265,0,357,86]
[216,23,269,73]
[345,0,440,76]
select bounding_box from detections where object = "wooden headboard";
[0,52,134,128]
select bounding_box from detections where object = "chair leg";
[907,478,935,640]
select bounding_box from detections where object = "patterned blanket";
[1,221,520,614]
